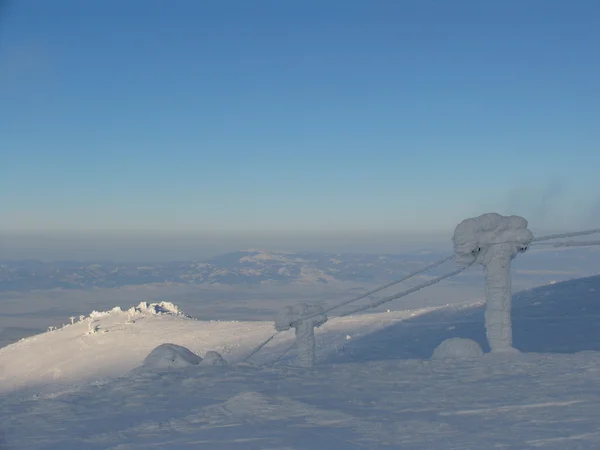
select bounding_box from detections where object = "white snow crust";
[431,337,484,360]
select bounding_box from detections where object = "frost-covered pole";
[274,303,327,367]
[453,213,533,353]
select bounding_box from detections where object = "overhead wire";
[246,227,600,365]
[339,261,475,317]
[242,255,457,362]
[532,228,600,243]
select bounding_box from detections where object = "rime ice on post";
[453,213,533,353]
[274,303,327,367]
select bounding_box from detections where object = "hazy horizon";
[0,223,578,262]
[0,231,454,262]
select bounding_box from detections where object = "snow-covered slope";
[327,274,600,363]
[2,276,600,449]
[0,300,439,394]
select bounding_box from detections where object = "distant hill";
[0,249,449,291]
[1,246,598,292]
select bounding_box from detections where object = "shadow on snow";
[324,274,600,364]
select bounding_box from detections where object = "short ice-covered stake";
[274,303,327,367]
[453,213,533,353]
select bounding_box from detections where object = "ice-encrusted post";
[453,213,533,353]
[274,303,327,367]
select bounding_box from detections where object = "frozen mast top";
[453,212,533,265]
[274,303,327,367]
[274,303,327,332]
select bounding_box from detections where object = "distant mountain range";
[0,249,448,292]
[1,247,598,292]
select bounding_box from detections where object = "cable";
[268,340,297,366]
[252,226,600,365]
[550,240,600,248]
[317,255,455,318]
[241,331,279,362]
[339,262,475,317]
[532,228,600,243]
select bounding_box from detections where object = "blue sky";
[1,0,599,234]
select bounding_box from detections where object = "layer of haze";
[1,232,452,262]
[1,1,599,240]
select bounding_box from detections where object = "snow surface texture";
[453,213,533,353]
[274,303,328,367]
[5,276,600,448]
[431,337,484,360]
[141,343,202,370]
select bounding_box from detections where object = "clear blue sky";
[1,0,599,234]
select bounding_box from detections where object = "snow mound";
[199,351,226,366]
[142,343,202,369]
[432,338,484,360]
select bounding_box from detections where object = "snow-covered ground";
[2,275,600,448]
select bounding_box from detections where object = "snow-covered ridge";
[0,295,445,395]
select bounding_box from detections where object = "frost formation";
[132,301,187,317]
[453,213,533,353]
[274,303,327,367]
